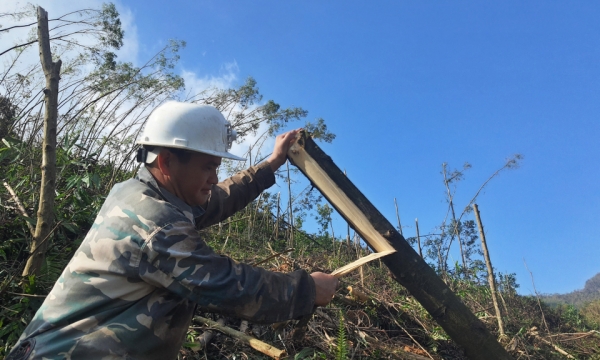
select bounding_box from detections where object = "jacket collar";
[135,166,205,222]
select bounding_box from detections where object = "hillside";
[543,273,600,307]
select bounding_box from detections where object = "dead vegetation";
[179,235,600,360]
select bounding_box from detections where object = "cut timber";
[287,131,512,360]
[331,249,396,278]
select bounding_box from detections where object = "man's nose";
[209,169,219,184]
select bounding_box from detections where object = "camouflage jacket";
[9,162,316,360]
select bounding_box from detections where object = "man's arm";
[140,218,319,323]
[195,129,301,229]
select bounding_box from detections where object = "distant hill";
[542,272,600,307]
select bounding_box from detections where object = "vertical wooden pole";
[345,170,350,247]
[415,218,423,259]
[286,160,294,248]
[274,192,280,240]
[394,197,403,236]
[472,203,505,337]
[23,7,62,277]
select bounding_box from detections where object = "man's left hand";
[268,128,301,172]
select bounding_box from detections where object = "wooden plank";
[287,131,512,360]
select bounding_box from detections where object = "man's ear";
[156,149,173,176]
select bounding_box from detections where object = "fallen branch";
[528,327,575,359]
[191,318,225,350]
[193,316,286,359]
[355,329,431,360]
[3,181,35,236]
[251,247,294,267]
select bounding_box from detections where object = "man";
[8,101,338,360]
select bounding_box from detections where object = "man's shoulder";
[102,178,190,229]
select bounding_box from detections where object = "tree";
[21,7,62,277]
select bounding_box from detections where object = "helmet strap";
[136,147,148,163]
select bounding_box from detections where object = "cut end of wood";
[331,249,396,278]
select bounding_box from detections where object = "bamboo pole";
[194,316,286,359]
[415,218,423,259]
[394,197,403,235]
[286,160,294,248]
[274,192,280,239]
[287,131,512,360]
[472,203,505,337]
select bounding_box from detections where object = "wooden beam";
[287,131,512,360]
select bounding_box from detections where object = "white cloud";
[181,60,239,95]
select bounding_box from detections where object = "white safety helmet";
[137,101,245,163]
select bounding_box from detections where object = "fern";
[336,310,348,360]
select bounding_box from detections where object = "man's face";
[168,151,221,207]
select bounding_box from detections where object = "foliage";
[335,310,348,360]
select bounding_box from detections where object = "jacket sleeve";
[195,161,276,230]
[139,218,316,323]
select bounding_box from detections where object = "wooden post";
[23,7,62,277]
[286,160,294,248]
[345,170,351,246]
[287,132,511,359]
[415,218,423,259]
[394,197,403,235]
[274,192,280,239]
[473,203,505,337]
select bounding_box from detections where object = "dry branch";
[193,316,286,359]
[528,327,575,359]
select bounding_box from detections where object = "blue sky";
[4,1,599,295]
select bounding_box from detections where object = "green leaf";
[62,222,79,234]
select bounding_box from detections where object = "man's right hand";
[310,272,339,306]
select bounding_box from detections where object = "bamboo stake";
[274,192,280,239]
[415,218,423,258]
[394,197,403,235]
[345,170,351,246]
[194,316,286,359]
[472,203,505,337]
[286,160,294,248]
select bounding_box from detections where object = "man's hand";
[310,272,339,307]
[268,128,302,172]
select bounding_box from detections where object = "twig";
[251,248,294,267]
[523,259,550,333]
[382,306,435,359]
[6,291,47,298]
